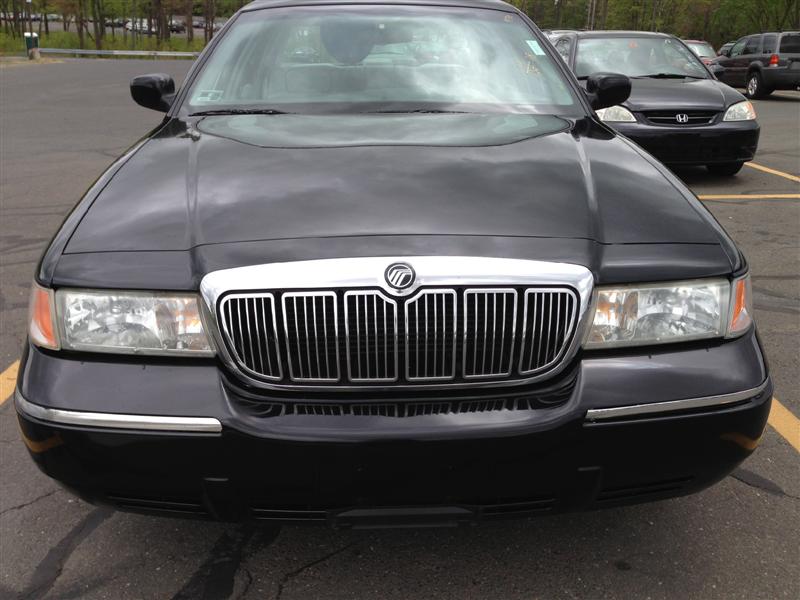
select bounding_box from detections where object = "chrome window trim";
[219,292,283,381]
[344,290,399,383]
[584,379,770,422]
[200,257,594,391]
[462,288,518,380]
[15,391,222,433]
[404,288,458,382]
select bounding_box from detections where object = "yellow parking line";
[769,396,800,453]
[698,193,800,200]
[0,360,20,405]
[745,162,800,184]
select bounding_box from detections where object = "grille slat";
[519,288,578,376]
[406,290,457,381]
[219,287,578,386]
[463,289,517,379]
[283,292,339,382]
[345,291,398,382]
[220,294,283,381]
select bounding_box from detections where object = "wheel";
[707,162,745,176]
[745,72,773,99]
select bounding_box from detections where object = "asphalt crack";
[274,542,357,600]
[0,489,58,517]
[171,525,279,600]
[234,567,254,600]
[19,506,113,600]
[731,468,800,501]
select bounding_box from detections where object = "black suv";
[714,31,800,98]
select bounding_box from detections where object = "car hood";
[65,114,722,255]
[622,77,742,111]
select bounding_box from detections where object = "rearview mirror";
[709,63,725,77]
[130,73,175,112]
[585,72,631,110]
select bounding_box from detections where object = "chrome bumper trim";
[15,391,222,433]
[584,380,770,422]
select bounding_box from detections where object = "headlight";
[40,289,214,356]
[584,276,753,349]
[595,105,636,122]
[723,100,757,121]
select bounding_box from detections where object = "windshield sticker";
[526,40,545,56]
[196,90,224,103]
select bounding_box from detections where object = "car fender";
[746,61,766,76]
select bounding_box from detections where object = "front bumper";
[16,331,771,526]
[611,119,759,166]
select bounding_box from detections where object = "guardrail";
[38,48,198,59]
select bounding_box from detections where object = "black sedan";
[17,0,770,527]
[551,31,760,175]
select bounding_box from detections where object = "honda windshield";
[575,36,709,79]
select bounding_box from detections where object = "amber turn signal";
[727,275,753,337]
[29,283,59,350]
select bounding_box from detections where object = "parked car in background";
[551,30,759,175]
[192,18,206,28]
[543,29,577,41]
[169,18,186,33]
[718,41,735,57]
[16,0,770,527]
[125,19,155,34]
[684,39,716,64]
[713,31,800,98]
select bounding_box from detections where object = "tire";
[745,71,773,99]
[707,162,745,176]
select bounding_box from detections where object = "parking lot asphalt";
[0,59,798,600]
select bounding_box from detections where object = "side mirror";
[130,73,175,112]
[709,63,725,77]
[585,72,631,110]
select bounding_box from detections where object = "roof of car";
[567,30,673,39]
[243,0,516,11]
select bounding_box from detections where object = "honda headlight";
[723,100,757,121]
[595,105,636,122]
[50,289,213,355]
[584,276,752,349]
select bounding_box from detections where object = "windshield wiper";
[189,108,292,116]
[638,73,704,79]
[365,109,471,114]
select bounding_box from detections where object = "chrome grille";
[463,289,517,379]
[405,290,457,381]
[519,288,578,375]
[644,110,717,126]
[282,292,339,382]
[218,286,580,386]
[219,294,282,380]
[344,291,398,382]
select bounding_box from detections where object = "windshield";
[686,41,715,58]
[575,36,709,79]
[185,6,580,115]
